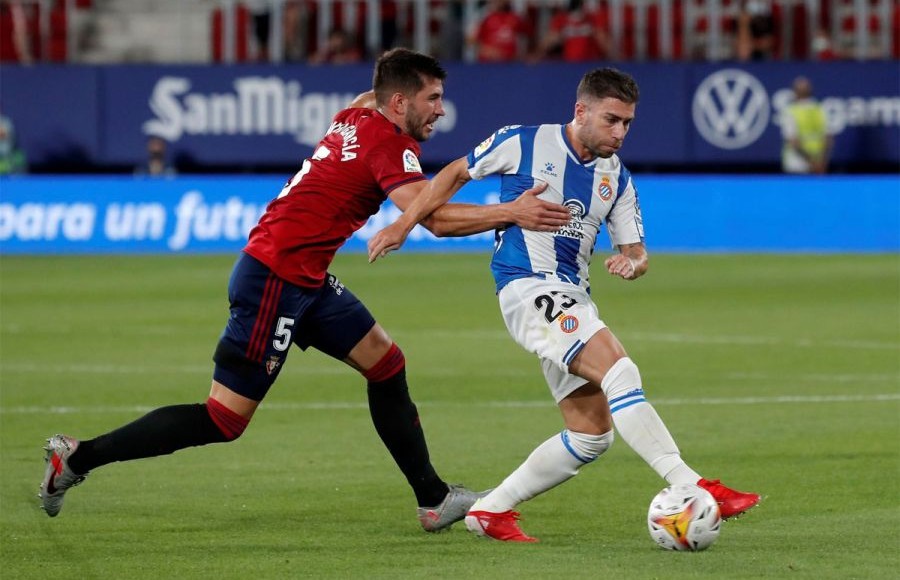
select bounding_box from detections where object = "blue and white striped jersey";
[466,124,645,294]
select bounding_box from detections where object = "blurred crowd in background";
[1,0,897,65]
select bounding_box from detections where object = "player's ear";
[388,92,408,115]
[573,101,587,122]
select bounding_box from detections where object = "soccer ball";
[647,484,722,551]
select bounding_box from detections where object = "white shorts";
[498,277,607,402]
[782,150,813,174]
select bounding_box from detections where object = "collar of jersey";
[559,124,598,167]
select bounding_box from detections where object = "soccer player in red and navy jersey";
[39,48,571,530]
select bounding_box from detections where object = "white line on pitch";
[2,393,898,415]
[0,362,534,378]
[3,327,896,351]
[395,329,899,350]
[624,332,899,350]
[1,361,896,384]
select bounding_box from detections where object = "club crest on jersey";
[597,177,613,201]
[403,149,422,173]
[265,355,282,375]
[559,315,579,333]
[473,134,496,158]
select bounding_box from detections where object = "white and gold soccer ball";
[647,483,722,551]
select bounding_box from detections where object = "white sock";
[601,357,701,485]
[477,430,613,513]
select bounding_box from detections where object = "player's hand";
[605,254,638,280]
[367,222,408,263]
[509,182,570,232]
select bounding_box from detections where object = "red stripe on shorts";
[247,274,282,362]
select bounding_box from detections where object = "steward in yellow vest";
[781,77,833,174]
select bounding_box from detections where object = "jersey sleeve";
[367,138,427,194]
[605,165,645,248]
[466,125,523,180]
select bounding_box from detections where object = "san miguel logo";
[141,76,459,147]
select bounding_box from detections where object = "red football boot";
[697,478,761,519]
[465,502,538,542]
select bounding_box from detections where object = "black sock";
[367,370,448,507]
[67,403,228,474]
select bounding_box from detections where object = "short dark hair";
[577,68,640,104]
[373,48,447,107]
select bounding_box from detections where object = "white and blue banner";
[1,62,898,169]
[1,174,896,254]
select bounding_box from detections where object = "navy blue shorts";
[213,252,375,401]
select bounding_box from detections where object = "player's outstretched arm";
[367,157,472,262]
[419,181,565,237]
[370,163,570,260]
[605,242,648,280]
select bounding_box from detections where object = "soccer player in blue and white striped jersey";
[369,67,760,542]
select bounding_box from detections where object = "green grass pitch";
[1,252,898,579]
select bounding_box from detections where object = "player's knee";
[600,356,642,398]
[562,429,614,463]
[601,357,650,415]
[363,343,406,385]
[212,339,277,401]
[205,397,250,441]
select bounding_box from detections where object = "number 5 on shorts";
[273,317,295,351]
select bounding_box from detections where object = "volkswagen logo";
[692,69,770,150]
